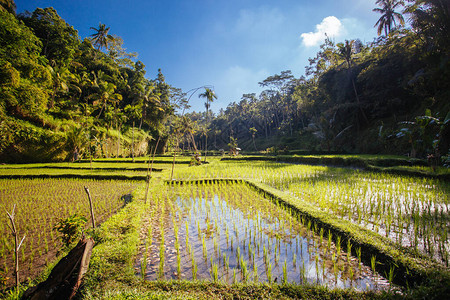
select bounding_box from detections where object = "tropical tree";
[48,64,75,109]
[336,40,369,126]
[89,23,114,51]
[124,104,142,161]
[405,0,450,54]
[91,80,122,118]
[141,83,163,129]
[249,127,257,151]
[0,0,16,15]
[198,87,217,161]
[373,0,406,36]
[19,8,80,66]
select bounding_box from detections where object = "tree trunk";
[132,121,135,162]
[117,121,120,158]
[170,136,179,181]
[351,75,369,126]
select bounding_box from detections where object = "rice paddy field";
[0,178,141,288]
[173,161,450,265]
[137,181,389,290]
[0,155,449,299]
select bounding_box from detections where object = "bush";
[53,214,87,248]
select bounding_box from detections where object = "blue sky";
[16,0,380,112]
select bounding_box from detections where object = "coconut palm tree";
[140,83,163,129]
[91,81,122,118]
[373,0,405,36]
[48,64,76,109]
[198,88,217,162]
[336,40,369,126]
[89,23,114,51]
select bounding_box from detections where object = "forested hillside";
[187,0,449,160]
[1,0,449,164]
[0,4,180,162]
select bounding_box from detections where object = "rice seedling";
[241,259,248,282]
[158,239,165,279]
[347,240,352,262]
[336,236,341,259]
[371,255,377,277]
[211,262,219,282]
[267,261,273,284]
[191,254,197,280]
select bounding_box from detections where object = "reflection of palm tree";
[89,23,114,50]
[198,88,217,162]
[373,0,405,36]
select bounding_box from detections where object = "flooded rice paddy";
[136,182,390,290]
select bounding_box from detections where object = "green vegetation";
[1,0,449,298]
[183,0,450,163]
[0,158,447,299]
[0,178,141,289]
[0,5,179,163]
[1,1,450,166]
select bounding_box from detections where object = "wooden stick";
[84,187,96,228]
[6,205,25,290]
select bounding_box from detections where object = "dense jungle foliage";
[185,0,450,161]
[0,4,182,162]
[0,0,449,163]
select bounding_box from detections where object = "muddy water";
[136,183,390,290]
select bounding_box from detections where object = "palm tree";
[198,88,217,162]
[48,65,75,109]
[180,115,199,153]
[91,81,122,118]
[337,40,369,126]
[0,0,16,15]
[249,127,257,151]
[405,0,450,54]
[140,83,163,129]
[373,0,405,36]
[89,23,114,51]
[124,104,142,162]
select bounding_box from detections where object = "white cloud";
[300,16,343,47]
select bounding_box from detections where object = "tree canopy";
[1,0,449,163]
[0,7,177,162]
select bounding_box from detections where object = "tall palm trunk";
[116,119,120,158]
[132,121,135,162]
[204,107,208,162]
